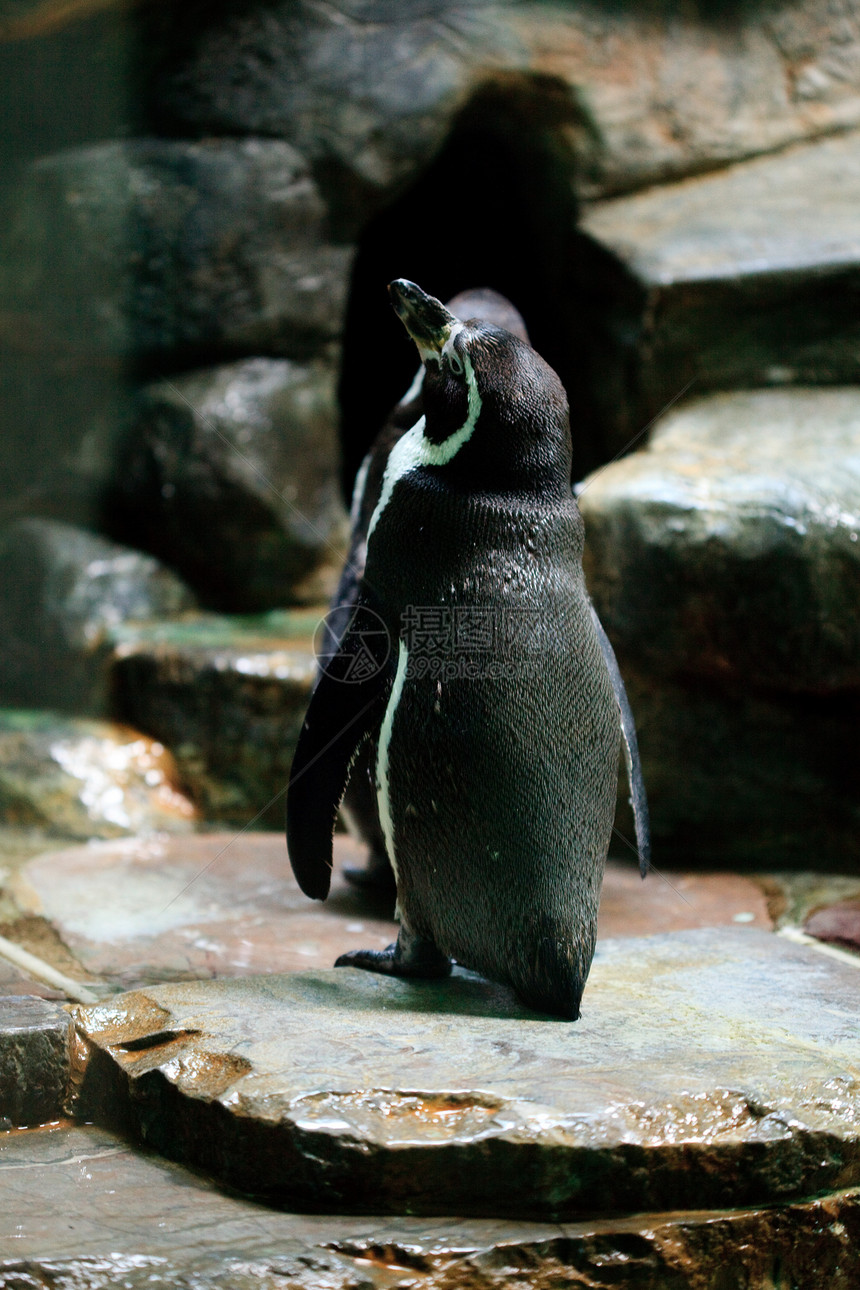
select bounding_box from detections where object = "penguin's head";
[389,279,571,492]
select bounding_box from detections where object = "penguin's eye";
[447,353,464,377]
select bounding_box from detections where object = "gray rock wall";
[1,0,859,842]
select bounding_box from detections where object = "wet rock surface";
[0,138,352,363]
[580,388,860,693]
[5,1124,857,1290]
[110,612,319,825]
[573,131,860,452]
[0,711,197,840]
[13,835,398,990]
[11,831,770,990]
[70,928,860,1218]
[580,386,860,868]
[110,359,348,612]
[609,670,860,870]
[0,519,197,713]
[0,996,70,1127]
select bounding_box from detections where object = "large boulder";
[0,519,197,713]
[0,138,353,363]
[570,130,860,454]
[518,0,860,199]
[109,358,349,612]
[580,388,860,694]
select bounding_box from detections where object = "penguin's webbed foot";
[335,925,451,979]
[342,848,397,897]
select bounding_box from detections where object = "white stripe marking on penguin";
[367,340,481,540]
[376,638,410,882]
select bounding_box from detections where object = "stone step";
[10,832,771,992]
[0,996,71,1128]
[110,611,320,826]
[571,131,860,455]
[580,387,860,694]
[609,669,860,870]
[70,928,860,1220]
[2,1123,857,1289]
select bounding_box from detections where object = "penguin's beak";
[389,279,458,357]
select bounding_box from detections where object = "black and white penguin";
[287,280,648,1019]
[329,288,533,893]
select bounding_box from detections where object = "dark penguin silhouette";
[287,280,649,1019]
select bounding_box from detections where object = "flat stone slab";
[71,928,860,1219]
[0,996,70,1127]
[3,1124,858,1289]
[13,833,770,989]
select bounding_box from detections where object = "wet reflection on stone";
[70,928,860,1220]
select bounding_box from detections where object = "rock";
[11,831,770,991]
[7,1124,858,1289]
[110,611,319,825]
[766,871,860,929]
[805,900,860,953]
[0,519,197,713]
[580,388,860,694]
[71,928,860,1217]
[109,359,349,612]
[142,0,860,229]
[571,131,860,453]
[0,712,197,840]
[610,669,860,870]
[0,996,70,1127]
[0,139,353,362]
[141,0,526,232]
[519,0,860,200]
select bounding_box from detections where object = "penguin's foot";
[335,925,451,979]
[342,848,397,896]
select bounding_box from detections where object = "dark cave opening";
[337,76,608,502]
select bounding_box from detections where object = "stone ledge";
[2,1125,858,1289]
[0,995,71,1127]
[70,927,860,1219]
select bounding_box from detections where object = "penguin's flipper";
[286,610,391,901]
[589,603,651,878]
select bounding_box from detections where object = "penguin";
[328,288,533,893]
[287,280,649,1019]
